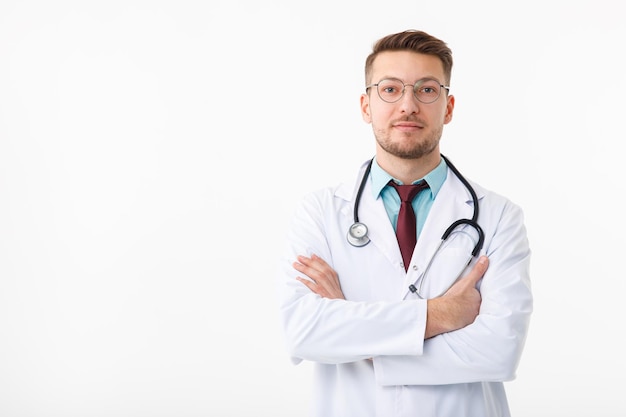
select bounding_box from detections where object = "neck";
[376,149,441,184]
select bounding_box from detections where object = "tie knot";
[388,180,429,203]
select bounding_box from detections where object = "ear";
[444,94,455,124]
[360,93,372,123]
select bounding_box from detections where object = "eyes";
[382,84,436,94]
[371,78,448,104]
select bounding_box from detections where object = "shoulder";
[470,180,526,223]
[296,160,370,210]
[297,181,353,214]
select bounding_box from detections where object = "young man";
[276,29,532,417]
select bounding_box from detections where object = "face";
[360,50,454,160]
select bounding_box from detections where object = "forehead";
[370,50,445,82]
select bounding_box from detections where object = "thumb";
[465,256,489,285]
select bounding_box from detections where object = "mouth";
[393,121,423,132]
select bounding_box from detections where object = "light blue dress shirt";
[369,157,448,238]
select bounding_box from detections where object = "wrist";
[425,298,450,339]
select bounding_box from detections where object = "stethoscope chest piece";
[347,222,370,247]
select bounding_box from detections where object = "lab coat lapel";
[403,171,480,297]
[357,177,403,266]
[336,161,402,265]
[336,161,402,268]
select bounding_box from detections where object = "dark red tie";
[388,180,429,271]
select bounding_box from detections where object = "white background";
[1,1,624,416]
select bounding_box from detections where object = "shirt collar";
[370,156,448,199]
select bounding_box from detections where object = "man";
[276,29,532,417]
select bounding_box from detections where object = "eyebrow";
[378,76,444,84]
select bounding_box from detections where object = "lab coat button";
[412,265,418,271]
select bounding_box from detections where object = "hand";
[425,255,489,339]
[293,254,345,300]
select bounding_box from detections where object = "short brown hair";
[364,30,453,86]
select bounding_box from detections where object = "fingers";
[293,254,345,300]
[296,276,319,293]
[293,254,329,280]
[296,254,329,270]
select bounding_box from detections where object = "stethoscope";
[346,154,485,297]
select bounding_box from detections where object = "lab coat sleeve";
[276,188,428,365]
[372,197,533,385]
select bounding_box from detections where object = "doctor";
[276,29,532,417]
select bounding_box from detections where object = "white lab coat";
[276,159,533,417]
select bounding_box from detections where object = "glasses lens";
[377,79,404,103]
[414,79,442,103]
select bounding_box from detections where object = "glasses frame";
[365,77,450,104]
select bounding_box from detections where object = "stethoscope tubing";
[347,154,486,297]
[348,154,484,256]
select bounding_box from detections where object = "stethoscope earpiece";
[347,222,371,247]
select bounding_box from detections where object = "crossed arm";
[293,254,489,339]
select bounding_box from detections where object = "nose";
[398,86,420,114]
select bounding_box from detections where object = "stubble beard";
[373,122,443,160]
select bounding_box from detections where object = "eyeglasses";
[365,78,450,104]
